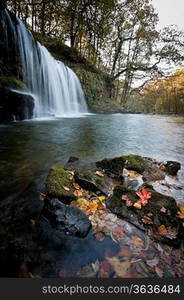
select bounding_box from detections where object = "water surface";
[0,113,184,198]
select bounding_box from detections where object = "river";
[0,113,184,199]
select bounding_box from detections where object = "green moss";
[74,169,104,193]
[122,154,146,173]
[96,156,125,177]
[46,166,75,200]
[0,76,27,90]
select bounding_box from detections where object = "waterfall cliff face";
[1,9,88,118]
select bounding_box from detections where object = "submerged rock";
[106,185,184,247]
[41,197,91,238]
[46,166,76,203]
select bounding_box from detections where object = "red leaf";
[136,188,151,206]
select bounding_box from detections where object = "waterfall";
[2,10,88,118]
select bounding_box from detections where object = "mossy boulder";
[96,157,126,178]
[0,88,34,122]
[74,169,108,195]
[46,167,76,203]
[96,154,146,178]
[164,161,181,176]
[106,185,184,247]
[123,154,146,173]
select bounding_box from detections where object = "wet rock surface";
[0,154,184,278]
[41,197,91,238]
[106,185,184,247]
[74,169,111,195]
[0,88,34,121]
[164,161,181,176]
[96,156,125,178]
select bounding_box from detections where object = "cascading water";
[2,9,88,118]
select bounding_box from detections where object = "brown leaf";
[160,207,167,213]
[73,190,83,197]
[73,183,80,189]
[131,236,144,248]
[133,201,142,209]
[142,215,153,225]
[39,193,47,201]
[95,170,104,177]
[177,205,184,219]
[107,257,131,277]
[158,224,167,235]
[147,212,153,217]
[63,186,70,192]
[112,226,125,239]
[99,260,113,277]
[159,164,166,170]
[155,266,163,278]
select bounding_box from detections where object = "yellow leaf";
[76,198,89,206]
[89,203,98,211]
[39,193,46,201]
[98,196,106,201]
[159,164,166,170]
[177,205,184,219]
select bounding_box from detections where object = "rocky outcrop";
[0,87,34,121]
[164,161,181,176]
[106,184,184,247]
[41,197,91,238]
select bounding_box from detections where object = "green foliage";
[126,68,184,114]
[6,0,184,112]
[0,76,27,90]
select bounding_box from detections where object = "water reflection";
[0,114,184,199]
